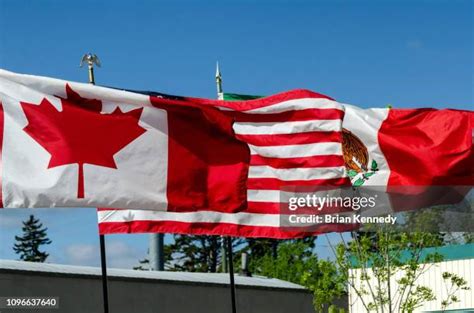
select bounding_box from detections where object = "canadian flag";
[0,69,253,210]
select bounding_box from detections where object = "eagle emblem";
[342,128,379,186]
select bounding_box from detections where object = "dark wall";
[0,270,315,313]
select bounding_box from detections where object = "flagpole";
[215,62,228,275]
[80,53,109,313]
[216,62,237,313]
[149,233,164,271]
[98,234,109,313]
[226,236,237,313]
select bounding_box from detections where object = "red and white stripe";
[223,90,348,216]
[98,90,350,238]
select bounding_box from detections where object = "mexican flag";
[221,92,473,188]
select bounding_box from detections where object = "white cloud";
[106,240,141,269]
[64,244,99,266]
[0,214,26,230]
[63,240,141,269]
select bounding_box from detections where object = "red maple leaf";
[20,84,147,198]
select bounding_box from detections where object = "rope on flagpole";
[80,53,109,313]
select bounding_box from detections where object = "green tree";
[245,238,279,259]
[335,230,469,313]
[250,240,316,282]
[134,235,248,272]
[133,258,150,270]
[462,232,474,243]
[134,234,315,273]
[250,239,345,312]
[440,272,470,310]
[13,215,52,262]
[164,235,244,272]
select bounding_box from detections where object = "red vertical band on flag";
[0,102,4,208]
[379,109,474,186]
[163,104,250,213]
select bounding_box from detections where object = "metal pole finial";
[215,61,223,99]
[80,53,101,85]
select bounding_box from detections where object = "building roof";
[0,259,306,291]
[350,243,474,268]
[424,243,474,262]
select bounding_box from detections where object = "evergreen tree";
[166,235,221,272]
[133,257,150,271]
[135,235,315,273]
[13,215,52,262]
[164,235,245,272]
[244,237,315,264]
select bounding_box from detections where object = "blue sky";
[0,0,472,269]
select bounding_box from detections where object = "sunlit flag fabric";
[98,91,351,238]
[223,93,474,212]
[0,69,349,238]
[342,105,473,187]
[98,91,474,236]
[223,93,474,187]
[342,104,473,212]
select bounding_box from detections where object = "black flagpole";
[80,53,109,313]
[216,64,237,313]
[99,234,110,313]
[226,237,237,313]
[216,62,237,313]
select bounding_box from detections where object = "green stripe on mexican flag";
[222,93,262,101]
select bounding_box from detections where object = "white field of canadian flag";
[0,69,169,210]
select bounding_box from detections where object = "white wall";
[348,258,474,312]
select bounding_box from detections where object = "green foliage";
[13,215,52,262]
[164,235,245,272]
[335,230,464,313]
[328,305,346,313]
[463,232,474,243]
[158,235,311,273]
[250,240,316,283]
[250,239,345,312]
[245,238,279,260]
[133,255,150,270]
[441,272,470,310]
[134,229,471,313]
[164,235,223,272]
